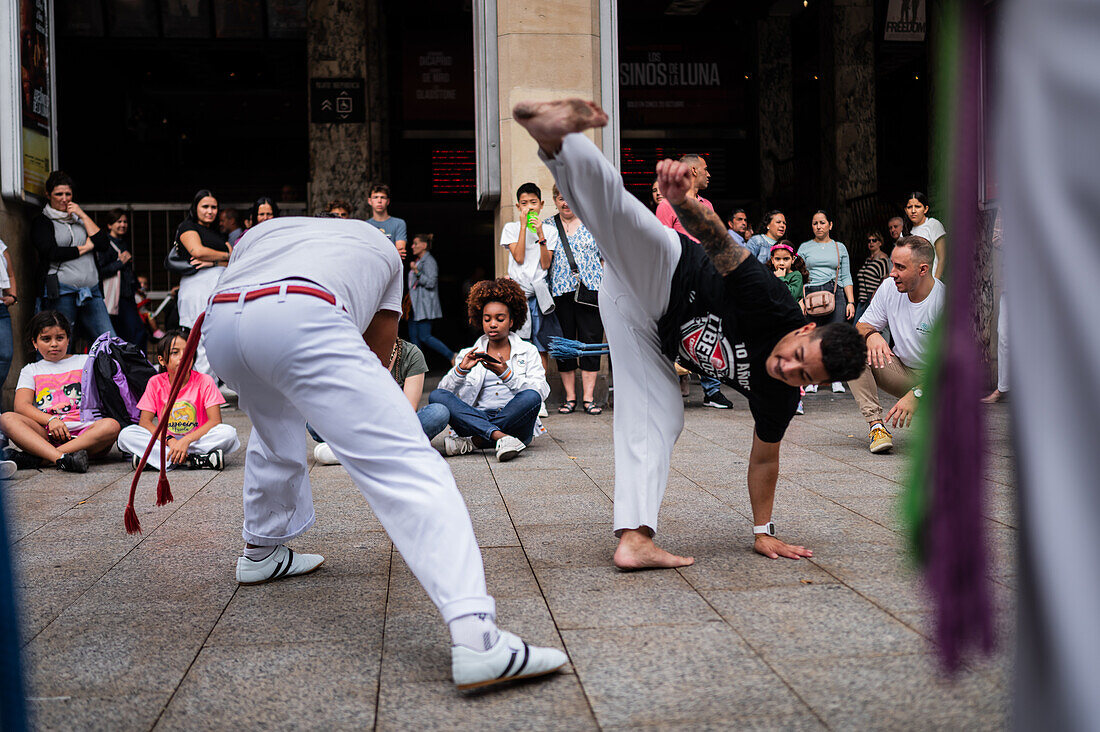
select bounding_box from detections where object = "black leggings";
[553,292,604,372]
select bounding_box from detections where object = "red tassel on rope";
[124,312,206,534]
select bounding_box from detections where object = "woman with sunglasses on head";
[853,229,892,324]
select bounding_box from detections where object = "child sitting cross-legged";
[0,311,121,472]
[117,329,239,470]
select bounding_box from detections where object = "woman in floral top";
[547,185,605,415]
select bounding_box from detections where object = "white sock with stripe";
[449,612,500,652]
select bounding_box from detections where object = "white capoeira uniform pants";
[541,133,685,536]
[117,422,240,470]
[202,290,495,623]
[178,265,224,382]
[1001,1,1100,727]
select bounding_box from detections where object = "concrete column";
[757,16,795,202]
[494,0,603,277]
[0,201,31,403]
[307,0,387,215]
[831,0,877,231]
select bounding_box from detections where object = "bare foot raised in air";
[513,99,609,155]
[613,528,694,571]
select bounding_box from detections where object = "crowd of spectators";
[0,162,996,475]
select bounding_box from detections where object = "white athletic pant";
[178,266,224,382]
[202,290,494,623]
[995,294,1008,393]
[117,423,240,470]
[1001,1,1100,728]
[541,133,685,535]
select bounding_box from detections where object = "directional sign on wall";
[310,78,365,123]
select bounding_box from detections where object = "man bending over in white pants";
[515,99,866,569]
[201,215,567,690]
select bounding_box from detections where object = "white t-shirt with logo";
[0,239,9,289]
[499,221,558,296]
[910,217,946,275]
[214,217,403,333]
[858,278,945,370]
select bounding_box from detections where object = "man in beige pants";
[850,236,944,453]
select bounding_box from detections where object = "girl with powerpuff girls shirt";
[0,311,120,472]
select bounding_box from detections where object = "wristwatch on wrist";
[912,387,923,399]
[753,522,776,538]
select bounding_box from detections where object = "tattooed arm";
[671,197,751,275]
[656,158,750,275]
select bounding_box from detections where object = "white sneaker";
[452,630,568,690]
[538,402,549,418]
[236,545,325,585]
[445,434,476,456]
[804,384,818,393]
[832,381,846,393]
[495,435,526,462]
[0,460,15,479]
[313,442,339,465]
[795,400,804,415]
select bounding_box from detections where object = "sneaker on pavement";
[236,545,325,585]
[804,384,819,393]
[495,435,526,462]
[538,402,548,418]
[452,630,568,690]
[131,453,145,471]
[313,442,340,465]
[56,450,89,473]
[5,449,43,471]
[795,400,805,415]
[831,381,846,393]
[0,460,16,479]
[187,449,224,470]
[445,434,476,456]
[702,391,734,409]
[868,424,893,454]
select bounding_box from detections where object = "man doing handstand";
[515,99,866,569]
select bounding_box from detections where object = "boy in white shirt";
[499,183,557,372]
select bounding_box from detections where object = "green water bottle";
[526,210,539,233]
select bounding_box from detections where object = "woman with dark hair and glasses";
[853,229,892,324]
[96,208,146,348]
[174,189,230,379]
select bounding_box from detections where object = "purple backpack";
[80,333,158,426]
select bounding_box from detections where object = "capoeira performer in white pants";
[515,99,866,569]
[199,216,567,690]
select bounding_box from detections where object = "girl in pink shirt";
[117,330,239,470]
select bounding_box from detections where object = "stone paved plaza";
[7,382,1014,730]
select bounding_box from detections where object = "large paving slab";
[6,382,1014,729]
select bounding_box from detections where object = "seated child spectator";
[429,278,550,463]
[0,311,121,472]
[312,338,449,464]
[117,329,239,470]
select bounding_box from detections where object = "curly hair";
[466,278,528,331]
[812,323,867,383]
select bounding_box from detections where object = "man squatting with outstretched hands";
[514,99,867,569]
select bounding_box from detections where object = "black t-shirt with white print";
[657,234,807,443]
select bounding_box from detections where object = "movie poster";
[20,0,52,199]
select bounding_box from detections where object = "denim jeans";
[700,376,721,396]
[40,289,117,343]
[308,402,449,443]
[408,319,454,363]
[428,388,541,445]
[0,304,12,409]
[526,296,546,352]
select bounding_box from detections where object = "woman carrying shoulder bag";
[173,189,230,380]
[797,210,854,394]
[547,185,605,415]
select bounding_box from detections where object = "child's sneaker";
[56,450,89,473]
[187,449,224,470]
[804,384,818,393]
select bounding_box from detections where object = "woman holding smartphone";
[429,278,550,463]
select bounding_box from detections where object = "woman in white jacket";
[430,278,550,462]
